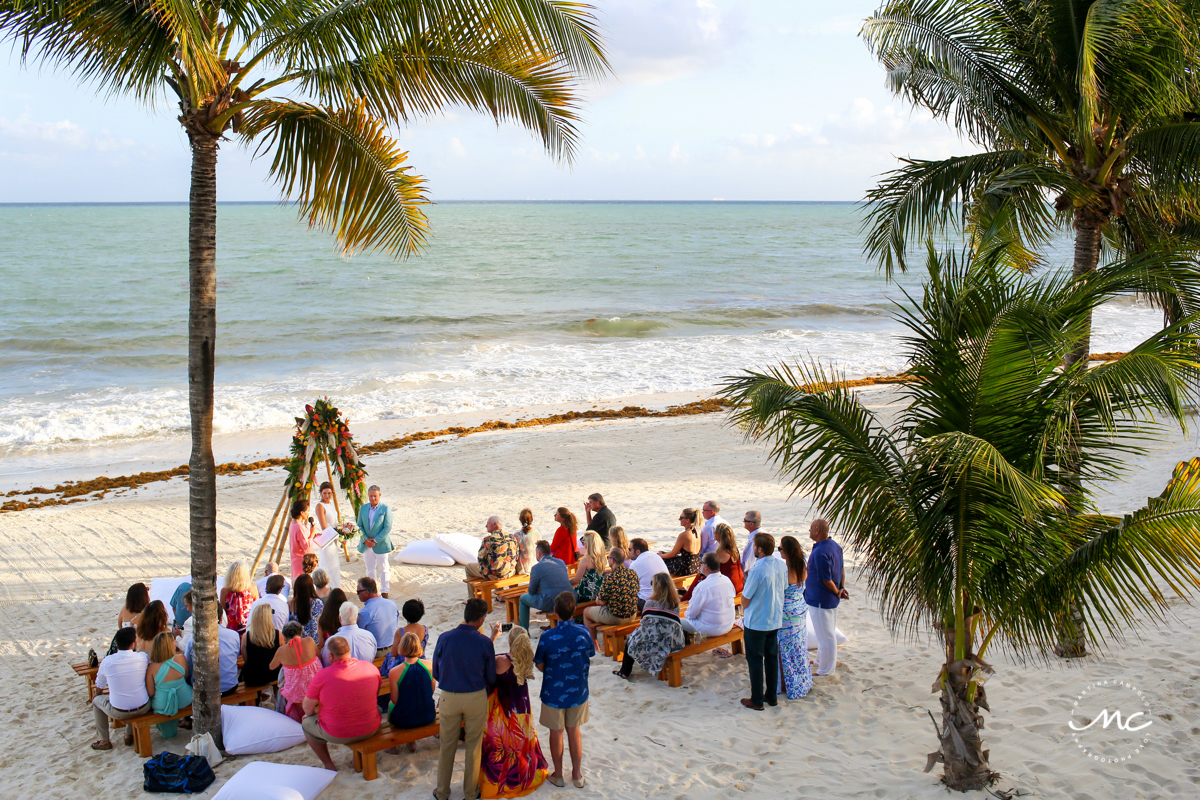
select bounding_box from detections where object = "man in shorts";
[535,591,595,789]
[302,636,382,770]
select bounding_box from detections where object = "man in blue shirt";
[740,532,787,710]
[519,541,574,630]
[432,598,496,800]
[535,592,595,789]
[355,576,399,654]
[805,518,849,676]
[185,605,242,695]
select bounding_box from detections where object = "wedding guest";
[185,605,241,695]
[240,603,282,688]
[660,508,702,576]
[608,526,632,566]
[255,561,291,600]
[535,592,594,789]
[271,621,321,722]
[146,631,191,739]
[356,485,394,597]
[313,481,343,591]
[312,568,332,599]
[321,601,378,665]
[302,553,319,576]
[550,507,578,565]
[169,581,192,630]
[614,574,684,680]
[289,498,317,580]
[173,591,195,650]
[355,576,400,654]
[117,582,149,629]
[220,560,259,633]
[135,600,170,654]
[682,523,745,601]
[289,574,324,641]
[582,492,616,548]
[514,508,538,575]
[316,588,348,649]
[432,599,496,800]
[699,500,727,556]
[464,515,520,596]
[250,573,290,631]
[387,632,436,731]
[741,511,764,571]
[740,532,787,711]
[570,531,606,602]
[397,599,429,653]
[479,625,548,796]
[582,548,640,648]
[518,541,573,630]
[806,518,850,676]
[302,636,382,771]
[628,538,668,613]
[778,535,813,698]
[90,627,150,750]
[681,553,736,638]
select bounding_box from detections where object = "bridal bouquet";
[336,521,359,542]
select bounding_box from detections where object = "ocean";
[0,201,1161,481]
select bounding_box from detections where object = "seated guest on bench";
[534,592,595,789]
[479,625,548,795]
[185,605,242,696]
[464,515,521,597]
[312,568,332,600]
[356,576,400,656]
[169,581,192,632]
[289,574,324,641]
[609,527,632,567]
[614,573,685,680]
[271,621,321,722]
[659,508,702,577]
[221,560,260,633]
[316,588,348,649]
[90,626,150,750]
[582,548,640,649]
[570,532,605,602]
[628,538,668,614]
[173,590,195,651]
[146,631,192,739]
[682,523,745,601]
[432,598,496,800]
[250,574,290,631]
[255,561,291,600]
[583,492,616,548]
[518,541,574,631]
[321,601,378,665]
[515,508,538,575]
[136,600,170,654]
[302,635,383,771]
[549,507,579,565]
[240,603,283,688]
[387,632,436,734]
[681,553,736,639]
[118,583,150,630]
[382,598,430,676]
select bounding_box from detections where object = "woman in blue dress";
[777,536,813,699]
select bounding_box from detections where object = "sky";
[0,0,977,203]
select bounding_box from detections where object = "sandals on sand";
[547,775,566,787]
[611,669,630,680]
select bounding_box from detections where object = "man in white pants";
[804,518,849,675]
[356,485,394,597]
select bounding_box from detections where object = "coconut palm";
[860,0,1200,358]
[720,244,1200,790]
[0,0,605,739]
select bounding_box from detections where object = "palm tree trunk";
[926,648,996,791]
[188,132,222,743]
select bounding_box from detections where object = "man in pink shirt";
[302,635,382,770]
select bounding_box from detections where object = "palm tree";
[0,0,605,740]
[860,0,1200,359]
[721,244,1200,790]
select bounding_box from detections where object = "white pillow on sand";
[805,615,849,649]
[434,532,483,565]
[149,576,225,624]
[392,539,457,567]
[211,761,336,800]
[221,705,306,755]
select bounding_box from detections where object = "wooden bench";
[542,600,598,627]
[598,591,742,660]
[123,683,264,757]
[349,720,445,781]
[660,627,746,688]
[464,573,529,613]
[72,662,100,702]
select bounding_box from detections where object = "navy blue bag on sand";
[143,752,216,794]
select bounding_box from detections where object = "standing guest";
[387,632,436,731]
[90,627,150,750]
[185,605,242,695]
[312,568,332,599]
[514,508,538,575]
[321,602,378,665]
[240,604,283,688]
[681,553,736,638]
[582,548,640,648]
[302,636,382,771]
[271,621,321,722]
[778,536,814,698]
[255,561,291,600]
[250,574,290,631]
[432,599,496,800]
[740,532,787,711]
[288,499,317,580]
[479,625,548,797]
[356,485,394,597]
[169,581,192,630]
[355,576,400,655]
[146,631,192,740]
[316,588,348,649]
[549,507,579,565]
[313,481,343,591]
[806,518,850,676]
[614,574,685,680]
[628,538,669,613]
[682,523,745,601]
[135,600,170,654]
[288,574,324,641]
[582,493,616,548]
[741,511,764,571]
[570,532,605,602]
[518,541,573,631]
[660,508,703,576]
[464,515,520,595]
[608,526,632,567]
[699,500,727,556]
[117,583,150,629]
[221,560,260,633]
[534,592,594,789]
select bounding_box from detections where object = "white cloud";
[448,136,467,158]
[601,0,743,85]
[587,147,621,162]
[0,114,137,152]
[668,141,690,163]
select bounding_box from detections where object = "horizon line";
[0,199,861,207]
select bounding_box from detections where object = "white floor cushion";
[392,539,457,567]
[211,761,336,800]
[221,705,306,754]
[434,532,483,565]
[805,615,849,648]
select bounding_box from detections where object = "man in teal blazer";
[356,484,394,597]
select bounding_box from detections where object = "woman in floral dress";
[777,536,813,699]
[479,626,548,798]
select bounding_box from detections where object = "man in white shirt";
[321,602,379,665]
[250,574,290,630]
[682,553,736,638]
[628,537,669,613]
[255,561,291,600]
[91,627,150,750]
[699,501,727,556]
[741,511,763,571]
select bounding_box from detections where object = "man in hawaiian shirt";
[464,515,520,597]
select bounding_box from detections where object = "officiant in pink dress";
[289,499,317,578]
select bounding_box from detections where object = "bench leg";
[668,660,682,688]
[732,638,744,656]
[482,588,493,613]
[353,749,363,774]
[363,751,378,781]
[137,723,152,758]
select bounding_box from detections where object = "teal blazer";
[356,503,394,554]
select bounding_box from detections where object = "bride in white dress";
[314,482,343,592]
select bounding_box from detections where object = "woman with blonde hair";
[145,631,191,739]
[659,508,702,577]
[479,625,548,797]
[609,526,632,567]
[615,573,685,680]
[549,507,578,565]
[570,532,606,602]
[387,632,436,730]
[514,508,538,575]
[220,560,259,632]
[239,603,282,688]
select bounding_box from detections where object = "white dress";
[314,500,343,592]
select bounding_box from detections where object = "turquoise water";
[0,201,1156,463]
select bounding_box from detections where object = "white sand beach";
[1,388,1196,799]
